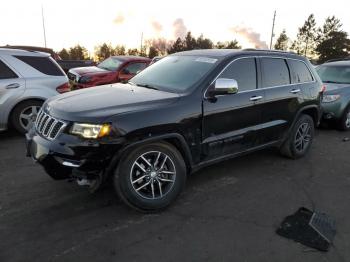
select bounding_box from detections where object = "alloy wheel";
[294,122,311,153]
[19,105,41,131]
[130,151,176,200]
[345,111,350,129]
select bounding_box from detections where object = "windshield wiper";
[323,80,345,84]
[130,83,159,90]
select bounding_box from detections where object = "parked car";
[0,48,69,134]
[1,45,96,73]
[67,56,151,90]
[316,59,350,130]
[26,49,322,211]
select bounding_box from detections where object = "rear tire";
[337,105,350,131]
[280,114,315,159]
[11,100,43,134]
[114,142,187,212]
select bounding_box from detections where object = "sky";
[1,0,350,54]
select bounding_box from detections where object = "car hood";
[45,83,180,122]
[69,66,111,76]
[324,83,350,94]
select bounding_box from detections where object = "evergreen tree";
[274,30,289,50]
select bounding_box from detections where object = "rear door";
[0,58,25,116]
[202,57,266,160]
[258,57,299,142]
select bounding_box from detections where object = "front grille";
[35,110,66,140]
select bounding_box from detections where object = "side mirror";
[211,78,239,96]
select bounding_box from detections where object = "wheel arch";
[106,133,194,178]
[8,97,45,125]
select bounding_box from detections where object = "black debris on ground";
[276,207,336,252]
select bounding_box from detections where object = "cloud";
[151,20,163,33]
[173,18,187,39]
[230,26,268,49]
[113,14,125,25]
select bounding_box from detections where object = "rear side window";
[219,58,257,92]
[14,56,64,76]
[261,58,290,87]
[0,60,18,79]
[123,62,148,75]
[288,60,313,83]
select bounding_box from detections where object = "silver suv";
[0,48,69,134]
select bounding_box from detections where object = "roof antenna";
[269,10,276,50]
[41,5,47,48]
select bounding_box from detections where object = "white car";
[0,48,69,134]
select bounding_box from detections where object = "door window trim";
[204,55,316,99]
[0,58,19,79]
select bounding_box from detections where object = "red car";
[68,56,151,89]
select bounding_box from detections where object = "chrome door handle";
[6,83,20,89]
[250,95,263,101]
[290,89,301,94]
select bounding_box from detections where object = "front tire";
[337,105,350,131]
[280,114,315,159]
[114,142,187,212]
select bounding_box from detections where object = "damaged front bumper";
[25,128,124,181]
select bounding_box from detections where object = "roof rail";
[242,48,296,54]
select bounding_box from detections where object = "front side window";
[130,56,218,93]
[316,65,350,84]
[289,60,313,83]
[97,57,123,71]
[261,58,290,87]
[0,60,18,79]
[14,56,64,76]
[123,62,147,75]
[219,58,257,92]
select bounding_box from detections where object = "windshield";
[130,56,218,93]
[97,57,123,71]
[316,65,350,84]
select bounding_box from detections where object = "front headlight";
[322,94,341,103]
[70,123,111,138]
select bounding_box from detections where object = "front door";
[202,57,265,161]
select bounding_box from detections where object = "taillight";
[320,84,326,93]
[56,82,70,93]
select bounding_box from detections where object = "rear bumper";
[26,129,124,180]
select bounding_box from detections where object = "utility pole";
[41,5,47,48]
[269,10,276,49]
[140,32,143,56]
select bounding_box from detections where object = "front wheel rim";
[19,105,41,131]
[294,122,311,153]
[130,151,176,200]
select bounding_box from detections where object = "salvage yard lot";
[0,129,349,262]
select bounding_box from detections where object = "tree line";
[58,14,350,64]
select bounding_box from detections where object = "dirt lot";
[0,128,349,262]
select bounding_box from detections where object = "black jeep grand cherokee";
[26,49,322,211]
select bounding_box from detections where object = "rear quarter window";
[261,58,290,87]
[0,60,18,79]
[14,55,64,76]
[288,60,314,83]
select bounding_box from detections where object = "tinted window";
[316,65,350,84]
[123,62,147,74]
[130,56,217,93]
[0,60,18,79]
[261,58,290,87]
[14,56,64,76]
[219,58,257,91]
[289,60,313,83]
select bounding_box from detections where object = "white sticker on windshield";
[195,57,217,64]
